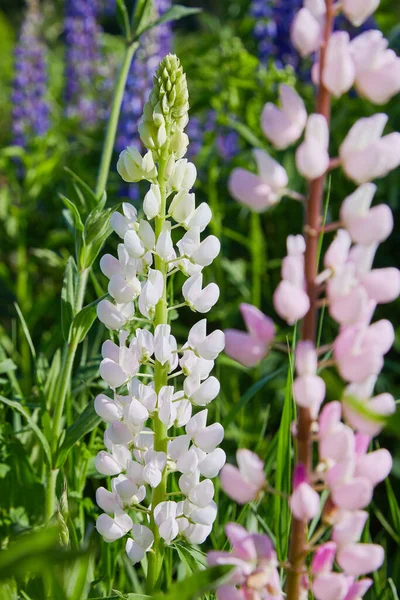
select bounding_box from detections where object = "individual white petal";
[188,479,215,507]
[96,487,120,513]
[194,422,224,452]
[191,376,220,406]
[168,435,191,461]
[96,513,132,542]
[199,448,227,478]
[186,409,208,437]
[95,451,123,476]
[143,184,161,219]
[159,517,179,544]
[176,448,199,474]
[94,394,122,423]
[132,523,154,550]
[125,539,145,563]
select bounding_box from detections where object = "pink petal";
[273,280,310,325]
[337,543,384,576]
[228,169,276,213]
[311,542,337,574]
[332,477,373,510]
[355,448,392,486]
[313,573,350,600]
[361,268,400,304]
[224,330,267,368]
[220,464,260,504]
[239,303,275,344]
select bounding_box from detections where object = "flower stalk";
[286,2,335,597]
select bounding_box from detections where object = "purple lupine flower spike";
[11,0,50,148]
[64,0,102,127]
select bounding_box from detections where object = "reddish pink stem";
[286,2,335,598]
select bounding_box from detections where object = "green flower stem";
[95,42,138,198]
[44,42,139,522]
[250,211,263,308]
[147,163,169,594]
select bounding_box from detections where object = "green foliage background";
[0,0,400,598]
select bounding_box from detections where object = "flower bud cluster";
[95,55,225,563]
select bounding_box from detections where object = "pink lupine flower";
[224,303,275,368]
[296,114,330,180]
[342,0,379,26]
[208,523,283,599]
[273,235,310,324]
[228,150,288,212]
[339,114,400,184]
[351,30,400,105]
[334,320,394,383]
[291,6,323,57]
[220,449,266,504]
[289,464,320,521]
[336,543,384,576]
[261,84,307,149]
[342,378,396,437]
[344,579,373,600]
[321,32,355,98]
[293,341,326,418]
[340,183,393,245]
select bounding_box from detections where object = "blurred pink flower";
[225,303,275,367]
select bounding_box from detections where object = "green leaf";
[134,5,201,40]
[274,346,295,561]
[131,0,153,38]
[0,358,17,375]
[81,206,114,269]
[69,296,104,345]
[56,403,101,468]
[61,257,78,342]
[116,0,131,37]
[152,565,232,600]
[224,367,286,427]
[60,194,84,232]
[64,167,101,211]
[0,527,86,581]
[0,395,52,467]
[14,303,36,359]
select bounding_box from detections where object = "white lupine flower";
[169,190,196,224]
[177,228,220,268]
[123,397,149,428]
[188,479,215,508]
[100,332,139,388]
[174,397,192,426]
[94,394,123,423]
[96,511,133,543]
[95,445,131,476]
[155,222,175,262]
[169,158,197,191]
[184,373,220,406]
[138,269,164,319]
[143,184,162,219]
[96,486,122,514]
[158,386,177,428]
[186,203,212,232]
[182,274,220,313]
[180,350,214,379]
[130,379,157,413]
[110,203,138,238]
[117,147,157,183]
[96,299,134,330]
[124,220,155,259]
[112,475,146,505]
[187,319,225,360]
[154,501,180,544]
[198,447,226,478]
[96,57,223,554]
[143,450,167,488]
[131,329,154,363]
[126,524,154,564]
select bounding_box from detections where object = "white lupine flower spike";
[94,55,224,573]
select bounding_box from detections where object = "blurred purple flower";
[250,0,302,69]
[186,110,239,162]
[11,0,50,148]
[64,0,103,126]
[116,0,172,199]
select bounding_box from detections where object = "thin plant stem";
[146,158,169,594]
[250,211,263,308]
[286,1,335,597]
[95,42,138,198]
